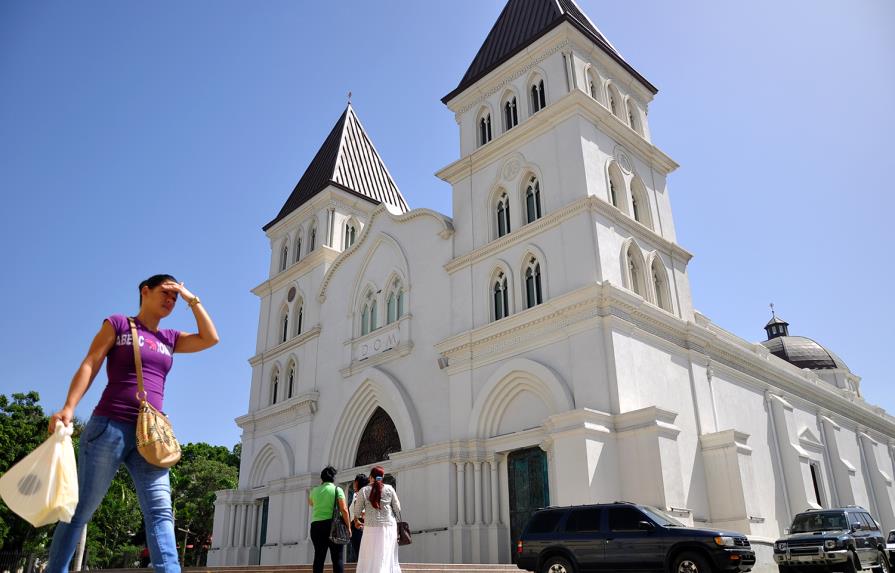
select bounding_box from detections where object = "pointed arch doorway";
[508,446,549,563]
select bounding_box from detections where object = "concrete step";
[100,565,519,573]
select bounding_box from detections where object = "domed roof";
[760,335,850,371]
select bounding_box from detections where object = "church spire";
[264,103,408,231]
[443,0,656,104]
[764,304,790,340]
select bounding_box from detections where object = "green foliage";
[83,469,143,568]
[171,443,239,566]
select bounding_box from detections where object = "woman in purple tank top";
[46,274,219,573]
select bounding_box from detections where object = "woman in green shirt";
[308,466,351,573]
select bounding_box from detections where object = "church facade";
[208,1,895,570]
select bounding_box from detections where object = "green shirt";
[309,482,345,522]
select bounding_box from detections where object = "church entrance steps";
[99,566,519,573]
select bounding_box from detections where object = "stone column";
[473,461,483,525]
[455,461,466,526]
[225,502,236,547]
[489,457,500,525]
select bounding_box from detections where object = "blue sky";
[1,1,892,448]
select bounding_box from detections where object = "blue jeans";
[46,416,180,573]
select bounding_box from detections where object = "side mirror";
[784,529,790,535]
[852,522,863,532]
[638,521,655,531]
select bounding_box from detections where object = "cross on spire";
[770,302,775,317]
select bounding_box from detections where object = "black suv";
[773,507,890,573]
[516,502,755,573]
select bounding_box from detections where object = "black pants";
[349,524,363,563]
[310,519,344,573]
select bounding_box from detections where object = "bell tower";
[437,0,694,335]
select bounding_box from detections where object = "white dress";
[350,483,402,573]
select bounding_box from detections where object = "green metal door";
[508,447,549,562]
[257,497,269,565]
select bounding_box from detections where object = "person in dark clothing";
[307,466,350,573]
[348,473,370,562]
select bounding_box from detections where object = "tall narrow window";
[809,463,823,506]
[294,301,304,336]
[271,372,279,406]
[525,176,542,224]
[630,178,652,229]
[479,113,492,146]
[651,259,671,312]
[344,223,357,249]
[280,243,289,272]
[294,236,302,263]
[628,109,637,129]
[493,272,509,321]
[287,363,295,399]
[496,192,511,238]
[361,304,371,336]
[386,280,405,324]
[504,97,518,131]
[608,163,625,212]
[524,258,543,308]
[370,300,378,332]
[531,79,546,113]
[280,310,289,343]
[308,222,317,252]
[608,85,623,119]
[587,68,599,100]
[626,244,645,297]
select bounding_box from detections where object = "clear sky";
[1,1,893,448]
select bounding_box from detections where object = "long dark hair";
[369,466,385,509]
[139,274,177,307]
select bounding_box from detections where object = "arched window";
[308,221,317,253]
[361,291,377,335]
[478,110,493,147]
[625,243,646,298]
[344,222,357,249]
[626,99,643,135]
[493,271,509,321]
[587,69,601,101]
[524,257,543,309]
[294,235,302,263]
[293,299,304,336]
[279,307,289,343]
[525,176,542,224]
[608,84,622,118]
[496,191,511,238]
[279,242,289,272]
[530,78,546,114]
[386,279,405,324]
[608,163,626,213]
[354,407,402,467]
[503,95,518,131]
[630,177,652,229]
[270,369,279,406]
[651,257,672,312]
[286,362,296,399]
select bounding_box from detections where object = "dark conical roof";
[443,0,657,104]
[263,104,408,231]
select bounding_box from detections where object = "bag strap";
[330,484,339,520]
[128,318,147,402]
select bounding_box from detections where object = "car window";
[526,510,564,534]
[859,513,878,531]
[565,508,602,533]
[887,531,895,544]
[609,507,648,532]
[790,512,848,532]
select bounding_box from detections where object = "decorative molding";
[236,391,319,435]
[248,325,321,367]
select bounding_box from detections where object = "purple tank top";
[93,315,180,422]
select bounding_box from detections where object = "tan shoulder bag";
[129,317,181,468]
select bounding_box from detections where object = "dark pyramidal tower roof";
[264,104,408,231]
[443,0,657,104]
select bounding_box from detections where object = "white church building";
[208,0,895,569]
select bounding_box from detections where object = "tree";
[171,443,239,565]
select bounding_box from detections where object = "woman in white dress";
[350,465,402,573]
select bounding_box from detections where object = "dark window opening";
[354,407,402,467]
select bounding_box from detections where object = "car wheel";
[873,550,891,573]
[541,556,575,573]
[674,551,711,573]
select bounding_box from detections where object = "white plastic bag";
[0,421,79,527]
